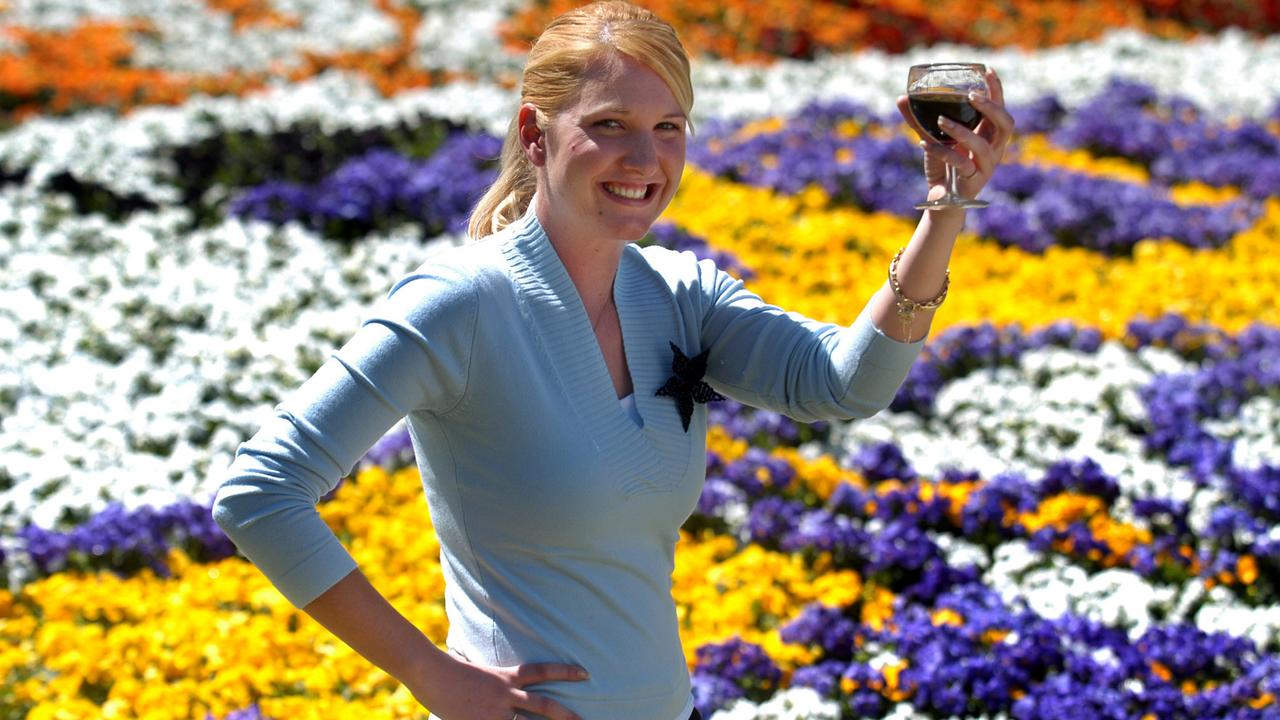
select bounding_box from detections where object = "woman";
[211,2,1014,719]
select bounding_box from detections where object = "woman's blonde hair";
[467,0,693,240]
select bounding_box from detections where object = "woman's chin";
[603,217,660,243]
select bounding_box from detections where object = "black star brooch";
[655,342,725,432]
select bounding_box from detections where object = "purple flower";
[693,638,782,689]
[696,477,746,518]
[780,508,867,559]
[228,133,501,241]
[780,603,859,660]
[691,638,781,715]
[743,497,806,545]
[206,704,271,720]
[971,163,1256,255]
[706,398,814,446]
[310,148,414,227]
[647,222,753,279]
[16,500,239,581]
[1009,95,1067,134]
[361,426,415,469]
[228,181,312,224]
[690,673,743,718]
[1037,458,1120,504]
[789,659,846,697]
[849,441,916,483]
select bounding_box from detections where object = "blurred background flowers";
[1,1,1278,718]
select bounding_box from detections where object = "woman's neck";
[534,197,625,313]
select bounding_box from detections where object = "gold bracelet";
[888,248,949,341]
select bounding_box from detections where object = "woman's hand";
[406,649,589,720]
[897,66,1016,202]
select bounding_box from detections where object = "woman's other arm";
[868,67,1016,343]
[302,568,589,720]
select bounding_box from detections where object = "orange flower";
[503,0,1241,62]
[0,0,440,120]
[204,0,300,31]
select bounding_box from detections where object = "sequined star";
[655,342,725,432]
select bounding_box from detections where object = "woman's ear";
[517,103,546,167]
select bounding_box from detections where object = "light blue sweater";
[211,206,925,719]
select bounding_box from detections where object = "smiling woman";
[209,2,1014,719]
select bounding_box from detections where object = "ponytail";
[467,119,538,239]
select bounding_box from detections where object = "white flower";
[1203,395,1280,470]
[881,703,934,720]
[0,187,456,538]
[414,0,524,76]
[835,341,1199,513]
[1196,588,1280,651]
[694,28,1280,122]
[931,531,991,571]
[710,687,841,720]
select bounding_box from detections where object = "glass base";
[915,196,989,210]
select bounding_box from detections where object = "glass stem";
[947,162,961,200]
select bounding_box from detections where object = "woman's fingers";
[501,663,590,720]
[921,140,974,179]
[936,117,992,174]
[969,93,1015,155]
[510,662,589,685]
[986,67,1005,107]
[510,688,582,720]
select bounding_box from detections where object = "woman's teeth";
[604,183,647,200]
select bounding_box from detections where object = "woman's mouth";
[603,182,652,201]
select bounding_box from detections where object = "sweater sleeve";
[211,263,478,609]
[694,258,925,423]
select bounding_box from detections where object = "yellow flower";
[1238,555,1259,585]
[882,659,912,702]
[1017,493,1105,534]
[930,608,965,627]
[733,116,787,141]
[1169,181,1241,206]
[1014,134,1149,183]
[662,169,1280,338]
[860,586,897,632]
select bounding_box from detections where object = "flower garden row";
[3,3,1280,718]
[0,0,436,120]
[5,340,1278,718]
[4,81,1278,565]
[13,315,1280,602]
[5,0,1280,121]
[224,81,1280,254]
[7,27,1280,219]
[5,127,1280,720]
[505,0,1280,58]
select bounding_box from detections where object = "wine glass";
[907,63,990,210]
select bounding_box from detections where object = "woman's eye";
[596,119,622,129]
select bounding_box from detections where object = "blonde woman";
[211,2,1015,719]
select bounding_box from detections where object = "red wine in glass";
[908,92,983,144]
[906,63,990,209]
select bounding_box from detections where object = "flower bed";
[0,0,433,120]
[1,2,1278,720]
[503,0,1280,58]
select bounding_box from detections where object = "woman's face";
[528,52,687,246]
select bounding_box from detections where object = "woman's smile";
[531,50,687,248]
[601,181,655,202]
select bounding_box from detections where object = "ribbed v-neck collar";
[499,207,695,496]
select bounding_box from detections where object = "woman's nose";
[621,134,658,172]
